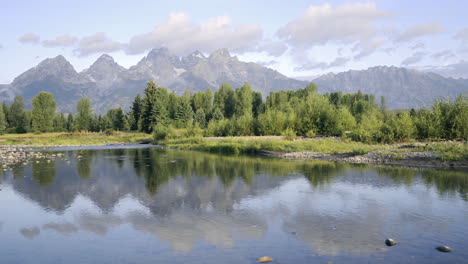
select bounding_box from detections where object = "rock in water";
[257,256,273,263]
[436,246,453,252]
[385,238,397,246]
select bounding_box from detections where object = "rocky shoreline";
[1,143,467,170]
[0,145,67,170]
[260,149,468,169]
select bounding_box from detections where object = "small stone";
[385,238,397,246]
[436,246,453,253]
[257,256,273,263]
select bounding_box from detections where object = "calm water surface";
[0,147,467,264]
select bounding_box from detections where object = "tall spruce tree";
[131,94,143,131]
[140,81,158,133]
[9,96,26,133]
[66,113,74,132]
[0,103,6,134]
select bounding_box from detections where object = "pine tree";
[0,103,6,134]
[9,96,26,133]
[140,81,158,133]
[53,112,67,132]
[66,113,74,132]
[194,108,206,128]
[212,107,224,121]
[130,94,143,131]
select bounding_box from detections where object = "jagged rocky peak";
[11,55,82,86]
[147,47,172,59]
[209,48,232,60]
[188,50,206,59]
[85,54,125,72]
[82,54,125,84]
[94,54,116,63]
[36,55,76,73]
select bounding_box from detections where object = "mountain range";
[0,48,467,112]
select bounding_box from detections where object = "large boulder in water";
[257,256,273,263]
[436,246,453,252]
[385,238,397,246]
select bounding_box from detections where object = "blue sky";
[1,0,467,83]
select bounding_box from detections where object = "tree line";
[0,80,466,143]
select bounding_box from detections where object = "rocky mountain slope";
[313,66,468,109]
[1,50,467,112]
[1,48,307,113]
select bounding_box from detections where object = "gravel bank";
[261,149,468,168]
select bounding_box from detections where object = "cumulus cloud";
[18,32,40,44]
[401,52,426,66]
[126,12,263,55]
[454,28,468,53]
[256,40,288,56]
[396,23,444,42]
[255,60,278,67]
[454,28,468,42]
[431,50,455,60]
[295,56,350,71]
[426,60,468,78]
[42,34,78,47]
[410,42,425,50]
[277,3,388,47]
[352,38,385,59]
[74,32,121,57]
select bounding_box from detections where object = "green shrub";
[281,127,297,141]
[153,124,176,142]
[305,129,316,138]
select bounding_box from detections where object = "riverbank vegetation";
[0,81,466,153]
[0,132,149,146]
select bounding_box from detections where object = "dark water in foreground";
[0,147,467,264]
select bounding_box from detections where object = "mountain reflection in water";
[0,148,467,264]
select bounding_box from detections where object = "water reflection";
[0,148,467,263]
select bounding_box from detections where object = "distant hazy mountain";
[313,66,468,109]
[0,48,307,113]
[0,50,467,112]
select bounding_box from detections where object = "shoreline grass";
[0,132,151,146]
[161,136,468,162]
[162,137,389,155]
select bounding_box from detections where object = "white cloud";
[126,12,263,55]
[295,56,350,71]
[256,40,288,57]
[18,32,40,44]
[352,38,385,59]
[454,28,468,42]
[431,50,455,60]
[42,34,78,47]
[395,23,444,42]
[277,3,389,47]
[401,52,426,66]
[255,60,278,67]
[425,60,468,78]
[454,28,468,53]
[74,33,121,57]
[410,42,425,50]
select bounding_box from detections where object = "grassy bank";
[162,137,388,155]
[0,132,151,146]
[160,136,468,162]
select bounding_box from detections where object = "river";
[0,146,467,263]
